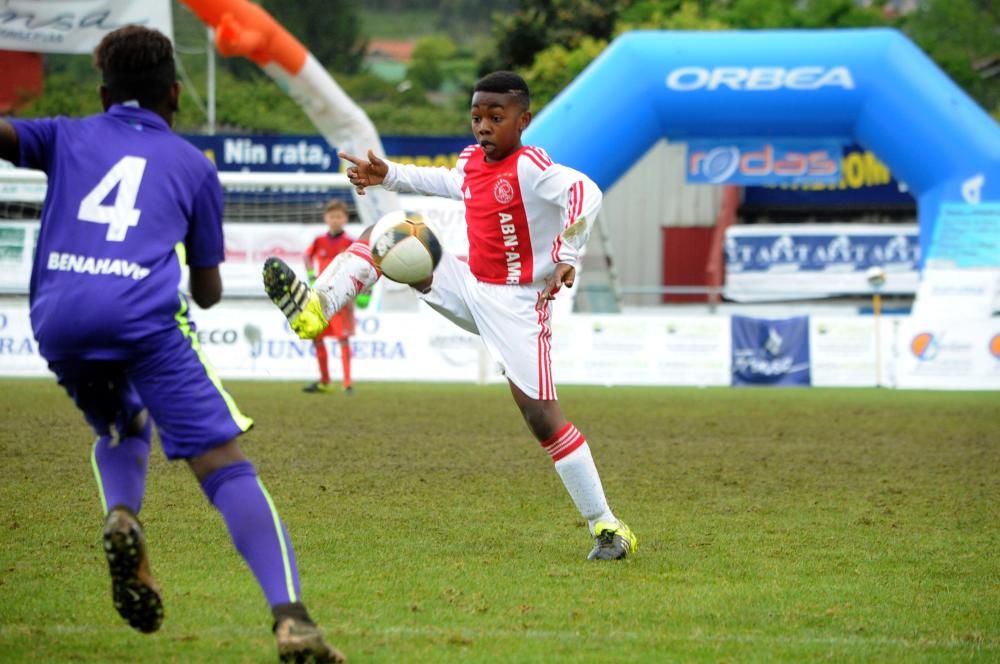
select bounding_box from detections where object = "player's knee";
[518,400,563,442]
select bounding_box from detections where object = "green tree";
[524,37,608,109]
[406,34,459,90]
[484,0,621,73]
[260,0,366,73]
[903,0,999,118]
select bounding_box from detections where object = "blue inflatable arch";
[524,29,1000,267]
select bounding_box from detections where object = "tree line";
[12,0,998,135]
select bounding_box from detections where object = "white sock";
[313,242,380,318]
[541,424,616,534]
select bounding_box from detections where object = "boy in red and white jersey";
[302,199,357,394]
[264,71,635,560]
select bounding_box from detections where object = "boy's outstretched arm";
[338,149,388,195]
[0,120,19,164]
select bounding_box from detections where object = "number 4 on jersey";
[77,156,147,242]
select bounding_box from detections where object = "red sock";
[314,339,330,384]
[540,423,585,462]
[339,339,352,389]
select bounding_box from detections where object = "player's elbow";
[188,266,223,309]
[191,288,221,309]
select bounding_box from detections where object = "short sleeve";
[9,118,59,171]
[184,173,225,268]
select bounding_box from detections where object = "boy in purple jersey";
[0,26,342,663]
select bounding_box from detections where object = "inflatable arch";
[525,29,1000,270]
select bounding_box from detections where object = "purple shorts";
[47,325,253,460]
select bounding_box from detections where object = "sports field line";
[1,623,995,651]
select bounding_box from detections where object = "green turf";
[0,379,997,662]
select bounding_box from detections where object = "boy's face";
[470,91,531,162]
[324,208,348,233]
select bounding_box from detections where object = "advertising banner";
[0,221,35,294]
[549,315,731,387]
[925,202,1000,270]
[0,303,733,388]
[0,304,46,376]
[0,1,173,53]
[731,316,811,386]
[686,139,843,185]
[182,134,469,174]
[910,268,1000,320]
[895,318,1000,390]
[724,224,920,301]
[808,316,882,387]
[742,145,915,209]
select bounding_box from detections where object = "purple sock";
[90,419,151,515]
[200,461,302,607]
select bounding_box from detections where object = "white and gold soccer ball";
[368,211,443,285]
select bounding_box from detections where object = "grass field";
[0,379,997,662]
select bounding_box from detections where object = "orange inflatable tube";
[179,0,307,74]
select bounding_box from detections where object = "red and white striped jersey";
[382,144,602,285]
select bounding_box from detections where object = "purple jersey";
[11,104,224,360]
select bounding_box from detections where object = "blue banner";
[926,202,1000,269]
[742,145,916,208]
[686,139,844,185]
[181,134,470,173]
[731,316,811,386]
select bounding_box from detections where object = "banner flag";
[0,1,173,53]
[732,316,811,386]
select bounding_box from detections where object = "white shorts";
[418,253,557,400]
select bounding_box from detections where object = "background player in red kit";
[303,199,357,394]
[265,71,636,560]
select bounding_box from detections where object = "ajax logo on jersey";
[493,178,515,204]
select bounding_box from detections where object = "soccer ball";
[368,211,443,285]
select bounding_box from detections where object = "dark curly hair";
[93,25,176,109]
[474,71,530,110]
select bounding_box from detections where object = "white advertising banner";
[0,1,173,53]
[809,316,880,387]
[3,301,998,390]
[0,299,489,383]
[549,315,731,387]
[910,268,1000,320]
[0,221,35,294]
[0,303,47,376]
[0,303,732,387]
[894,318,1000,390]
[190,300,487,383]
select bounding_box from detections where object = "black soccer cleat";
[273,603,345,663]
[102,506,164,633]
[587,520,638,561]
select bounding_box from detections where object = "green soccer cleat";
[302,382,334,394]
[102,506,164,633]
[263,258,329,340]
[588,520,637,561]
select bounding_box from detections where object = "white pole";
[866,266,887,388]
[206,27,216,135]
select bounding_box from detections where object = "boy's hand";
[541,263,575,301]
[338,149,389,195]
